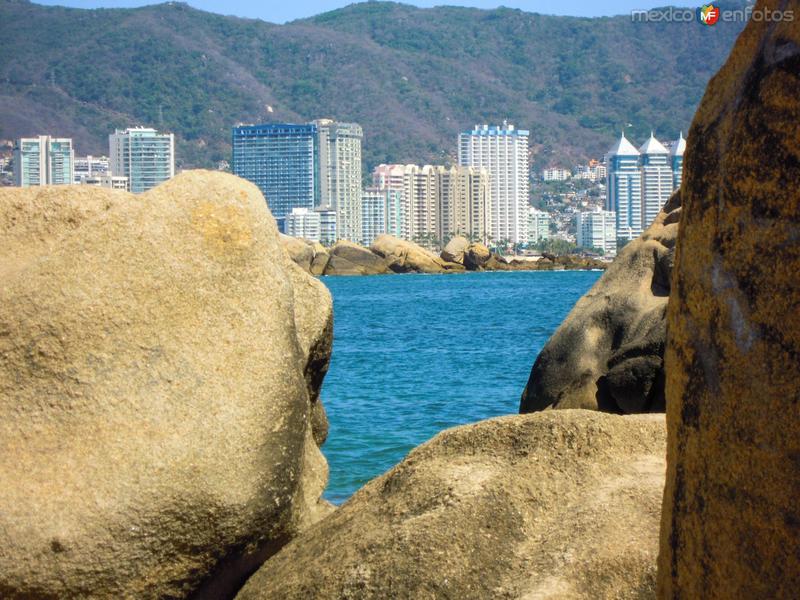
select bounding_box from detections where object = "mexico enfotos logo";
[631,3,795,24]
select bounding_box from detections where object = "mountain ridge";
[0,0,748,170]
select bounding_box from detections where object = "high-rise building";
[314,120,363,243]
[285,207,322,242]
[231,123,317,229]
[109,127,174,194]
[73,155,110,184]
[361,188,386,247]
[13,136,74,187]
[605,133,642,246]
[639,133,673,229]
[407,164,439,245]
[372,164,490,245]
[384,188,405,240]
[372,164,410,240]
[577,208,617,257]
[459,122,530,244]
[437,165,491,244]
[670,132,685,191]
[528,208,551,243]
[316,207,337,246]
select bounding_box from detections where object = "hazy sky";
[34,1,686,23]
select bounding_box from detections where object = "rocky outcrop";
[282,234,606,276]
[658,5,800,597]
[464,241,491,270]
[236,410,666,599]
[519,192,680,414]
[0,172,332,598]
[280,234,331,276]
[440,235,469,264]
[371,234,464,273]
[325,239,391,275]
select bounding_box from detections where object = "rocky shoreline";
[1,4,798,598]
[282,233,607,276]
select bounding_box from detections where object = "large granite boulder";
[0,171,332,598]
[280,233,315,272]
[464,242,491,270]
[236,411,666,600]
[324,239,391,275]
[658,4,800,597]
[370,234,464,273]
[519,192,680,414]
[280,235,331,276]
[440,235,469,264]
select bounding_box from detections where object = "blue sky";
[35,1,689,23]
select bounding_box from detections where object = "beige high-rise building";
[372,163,410,240]
[314,119,363,242]
[437,165,490,244]
[372,164,490,247]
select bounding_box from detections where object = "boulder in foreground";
[658,4,800,597]
[237,410,666,600]
[0,172,332,598]
[519,192,680,414]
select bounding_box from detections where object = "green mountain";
[0,0,747,171]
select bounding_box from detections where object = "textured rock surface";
[658,4,800,597]
[371,234,464,273]
[279,235,331,276]
[440,235,469,264]
[519,192,680,414]
[237,410,666,600]
[0,171,332,598]
[464,241,491,270]
[325,239,391,275]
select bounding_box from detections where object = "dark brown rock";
[658,3,800,597]
[519,192,679,414]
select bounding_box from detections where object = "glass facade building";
[605,133,643,247]
[109,127,175,193]
[232,123,318,229]
[13,136,74,187]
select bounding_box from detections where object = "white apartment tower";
[458,122,530,244]
[577,208,617,257]
[361,188,386,247]
[372,164,412,241]
[13,136,74,187]
[109,127,174,193]
[408,165,439,244]
[528,208,551,244]
[285,207,322,242]
[314,120,363,243]
[639,133,673,228]
[605,133,642,246]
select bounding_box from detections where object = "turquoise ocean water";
[319,270,601,503]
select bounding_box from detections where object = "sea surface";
[319,270,601,503]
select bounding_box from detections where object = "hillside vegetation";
[0,0,747,170]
